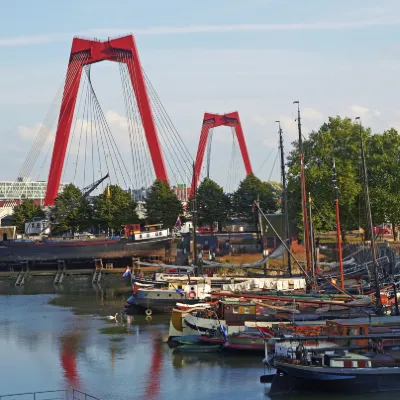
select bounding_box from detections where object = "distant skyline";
[1,0,400,190]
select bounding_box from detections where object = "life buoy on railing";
[188,291,197,299]
[145,308,153,316]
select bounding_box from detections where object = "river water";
[0,281,392,400]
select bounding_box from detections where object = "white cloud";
[302,108,323,121]
[17,123,44,140]
[4,16,400,47]
[350,104,370,116]
[0,35,53,46]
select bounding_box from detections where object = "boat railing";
[0,390,100,400]
[72,390,101,400]
[0,391,68,400]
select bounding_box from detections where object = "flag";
[106,185,111,199]
[176,216,182,230]
[122,267,131,277]
[220,323,228,339]
[175,288,185,297]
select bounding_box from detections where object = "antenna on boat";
[293,101,312,276]
[356,116,383,314]
[276,121,292,277]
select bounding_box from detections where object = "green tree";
[51,184,92,234]
[93,185,139,232]
[12,199,44,232]
[190,178,231,231]
[264,181,283,209]
[286,116,367,240]
[367,128,400,240]
[145,180,183,228]
[231,173,277,222]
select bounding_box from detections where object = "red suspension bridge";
[2,34,258,211]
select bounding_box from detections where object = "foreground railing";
[0,391,100,400]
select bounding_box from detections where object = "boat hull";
[269,362,400,396]
[130,296,207,314]
[0,237,170,264]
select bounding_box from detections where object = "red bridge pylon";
[44,35,168,206]
[190,112,253,197]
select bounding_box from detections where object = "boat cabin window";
[233,306,238,314]
[244,307,250,314]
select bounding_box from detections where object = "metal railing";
[0,391,67,400]
[72,390,101,400]
[0,391,100,400]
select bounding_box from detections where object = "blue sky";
[1,0,400,190]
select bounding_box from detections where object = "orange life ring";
[188,290,197,299]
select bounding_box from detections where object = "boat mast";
[293,101,312,273]
[277,121,292,276]
[191,162,198,270]
[356,117,382,312]
[308,192,317,289]
[332,158,345,290]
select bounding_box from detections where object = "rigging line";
[89,74,95,186]
[73,65,91,184]
[119,58,147,188]
[196,123,214,183]
[226,129,237,193]
[93,91,105,191]
[63,58,90,182]
[142,69,194,165]
[28,54,88,179]
[122,57,151,190]
[92,88,110,186]
[124,56,157,188]
[90,86,120,187]
[56,54,90,184]
[143,76,194,182]
[145,75,192,185]
[118,60,139,188]
[83,65,91,187]
[82,66,130,188]
[20,53,86,179]
[81,65,119,187]
[206,128,213,178]
[268,149,280,181]
[256,147,275,175]
[143,74,194,174]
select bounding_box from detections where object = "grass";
[99,325,130,335]
[109,337,125,342]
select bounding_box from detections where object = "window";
[244,307,250,314]
[233,306,238,314]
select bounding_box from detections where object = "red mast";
[332,158,345,290]
[294,101,312,274]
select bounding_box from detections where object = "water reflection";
[0,284,391,400]
[60,333,81,388]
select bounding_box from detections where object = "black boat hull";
[0,237,170,265]
[269,362,400,396]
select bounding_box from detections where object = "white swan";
[106,312,118,320]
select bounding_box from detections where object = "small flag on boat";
[176,216,182,230]
[220,323,228,339]
[123,267,131,277]
[175,289,185,296]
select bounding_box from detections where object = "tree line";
[12,174,280,235]
[286,116,400,241]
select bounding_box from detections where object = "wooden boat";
[128,282,212,315]
[224,331,264,352]
[171,335,200,344]
[173,344,222,353]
